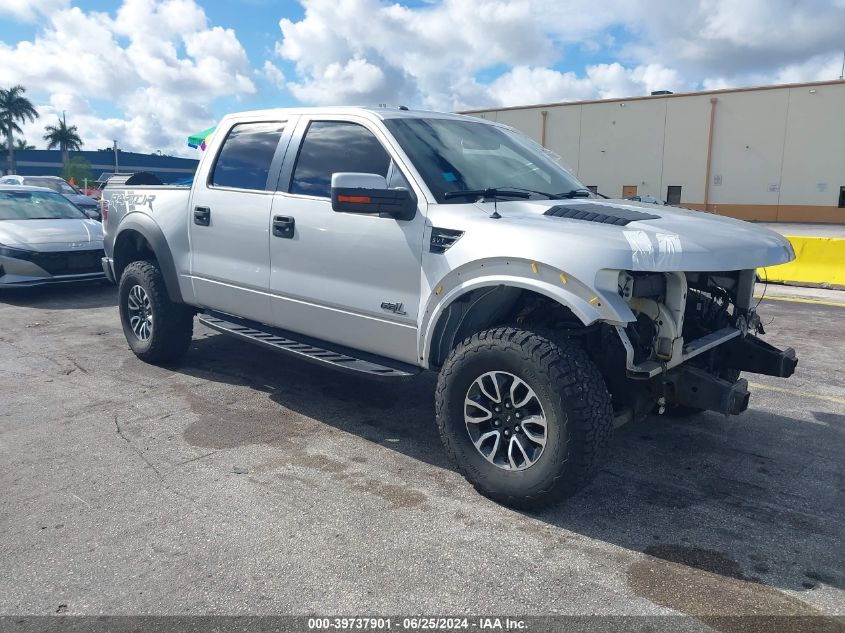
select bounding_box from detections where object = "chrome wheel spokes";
[464,371,547,471]
[127,284,153,341]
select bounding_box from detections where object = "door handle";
[193,206,211,226]
[272,215,295,239]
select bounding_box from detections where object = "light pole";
[113,139,119,174]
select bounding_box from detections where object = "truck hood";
[0,219,103,247]
[436,198,794,273]
[64,193,100,207]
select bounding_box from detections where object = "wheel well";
[113,229,156,281]
[428,287,583,368]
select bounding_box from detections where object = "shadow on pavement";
[0,282,117,310]
[175,331,844,596]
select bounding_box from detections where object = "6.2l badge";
[380,301,406,316]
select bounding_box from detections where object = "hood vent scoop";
[544,203,660,226]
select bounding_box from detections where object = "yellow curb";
[753,294,845,308]
[760,236,845,287]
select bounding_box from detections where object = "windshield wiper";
[444,188,531,219]
[555,188,593,198]
[490,186,561,199]
[446,187,560,200]
[444,188,532,201]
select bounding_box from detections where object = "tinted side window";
[289,121,391,198]
[211,122,285,191]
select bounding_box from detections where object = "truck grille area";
[30,249,105,276]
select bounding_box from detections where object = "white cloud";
[0,0,256,156]
[0,0,68,22]
[261,60,287,89]
[485,63,682,107]
[3,0,844,157]
[274,0,845,109]
[287,58,389,104]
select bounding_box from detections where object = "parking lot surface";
[0,284,843,621]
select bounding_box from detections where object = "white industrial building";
[462,79,845,224]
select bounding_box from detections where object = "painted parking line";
[753,294,845,308]
[748,382,845,406]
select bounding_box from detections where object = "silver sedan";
[0,185,105,288]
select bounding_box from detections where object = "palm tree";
[0,138,35,151]
[43,116,83,168]
[0,85,39,174]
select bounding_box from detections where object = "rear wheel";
[118,260,193,364]
[435,327,613,509]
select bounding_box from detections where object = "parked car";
[102,107,798,508]
[0,185,106,288]
[627,194,667,205]
[0,175,102,220]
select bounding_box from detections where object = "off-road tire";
[118,259,193,364]
[435,327,613,509]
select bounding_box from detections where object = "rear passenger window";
[210,122,285,191]
[289,121,391,198]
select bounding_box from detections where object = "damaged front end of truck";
[592,268,798,421]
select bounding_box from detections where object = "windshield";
[0,190,87,220]
[384,118,588,204]
[23,177,77,195]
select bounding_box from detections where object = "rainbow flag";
[187,126,216,151]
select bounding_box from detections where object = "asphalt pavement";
[0,283,842,625]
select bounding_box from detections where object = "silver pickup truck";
[102,107,797,508]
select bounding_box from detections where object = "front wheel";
[118,259,193,364]
[435,327,613,509]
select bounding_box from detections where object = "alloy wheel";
[126,284,153,341]
[464,371,548,470]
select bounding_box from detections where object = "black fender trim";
[114,213,184,304]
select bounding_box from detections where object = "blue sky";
[1,0,842,155]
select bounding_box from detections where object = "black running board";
[198,310,421,379]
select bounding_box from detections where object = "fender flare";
[113,213,184,303]
[419,259,636,366]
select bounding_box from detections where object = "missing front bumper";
[659,364,751,415]
[720,334,798,378]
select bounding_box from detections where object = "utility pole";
[840,50,845,80]
[113,139,119,174]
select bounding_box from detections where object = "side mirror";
[82,208,100,220]
[331,172,416,221]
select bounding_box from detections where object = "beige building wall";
[778,84,845,222]
[463,80,845,223]
[576,99,666,198]
[661,97,711,205]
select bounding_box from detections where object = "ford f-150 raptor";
[102,107,798,508]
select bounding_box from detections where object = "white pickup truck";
[102,107,797,508]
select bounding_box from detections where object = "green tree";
[61,156,93,186]
[0,138,35,151]
[43,116,83,170]
[0,85,39,174]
